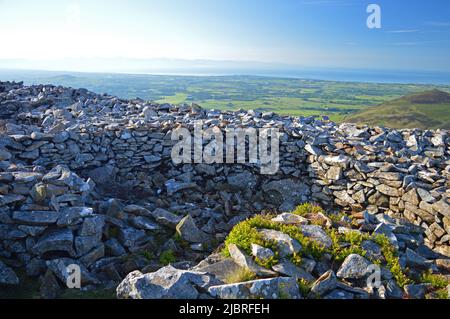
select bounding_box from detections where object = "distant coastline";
[1,65,450,86]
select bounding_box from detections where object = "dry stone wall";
[0,81,449,291]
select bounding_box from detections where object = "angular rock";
[46,258,99,285]
[310,270,337,296]
[271,213,308,225]
[251,244,275,261]
[272,259,315,281]
[130,215,160,231]
[259,229,302,257]
[118,227,147,249]
[13,211,59,225]
[300,225,332,248]
[57,207,93,227]
[32,229,75,257]
[176,215,211,244]
[227,244,277,277]
[150,208,182,229]
[116,266,221,299]
[336,254,371,279]
[404,284,426,299]
[208,277,302,299]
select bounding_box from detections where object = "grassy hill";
[345,89,450,130]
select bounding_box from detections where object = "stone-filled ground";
[0,81,449,299]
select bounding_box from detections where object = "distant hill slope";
[345,89,450,130]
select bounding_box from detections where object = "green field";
[2,71,450,124]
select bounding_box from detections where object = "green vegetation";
[297,278,313,297]
[346,89,450,129]
[291,203,324,217]
[223,204,413,288]
[223,214,325,261]
[421,271,449,299]
[421,271,449,289]
[9,72,450,126]
[141,250,155,261]
[328,229,367,262]
[159,249,177,265]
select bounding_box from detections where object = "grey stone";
[251,244,275,261]
[193,258,243,283]
[105,238,127,257]
[176,215,210,244]
[0,260,19,285]
[32,229,75,257]
[118,227,147,249]
[130,215,160,231]
[75,235,102,256]
[386,279,403,299]
[80,215,105,236]
[0,194,26,206]
[46,258,99,285]
[13,211,59,225]
[404,284,426,299]
[259,229,302,257]
[405,248,430,270]
[323,289,355,299]
[123,204,152,217]
[0,149,12,161]
[165,179,198,195]
[208,277,302,299]
[271,213,308,225]
[116,266,221,299]
[336,254,371,279]
[361,240,383,260]
[86,165,117,185]
[227,244,277,277]
[300,225,332,248]
[57,207,93,226]
[262,179,310,211]
[227,172,257,190]
[272,259,315,281]
[417,188,435,203]
[310,270,337,296]
[150,208,182,229]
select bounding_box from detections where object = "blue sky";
[0,0,449,72]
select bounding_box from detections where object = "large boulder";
[116,265,221,299]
